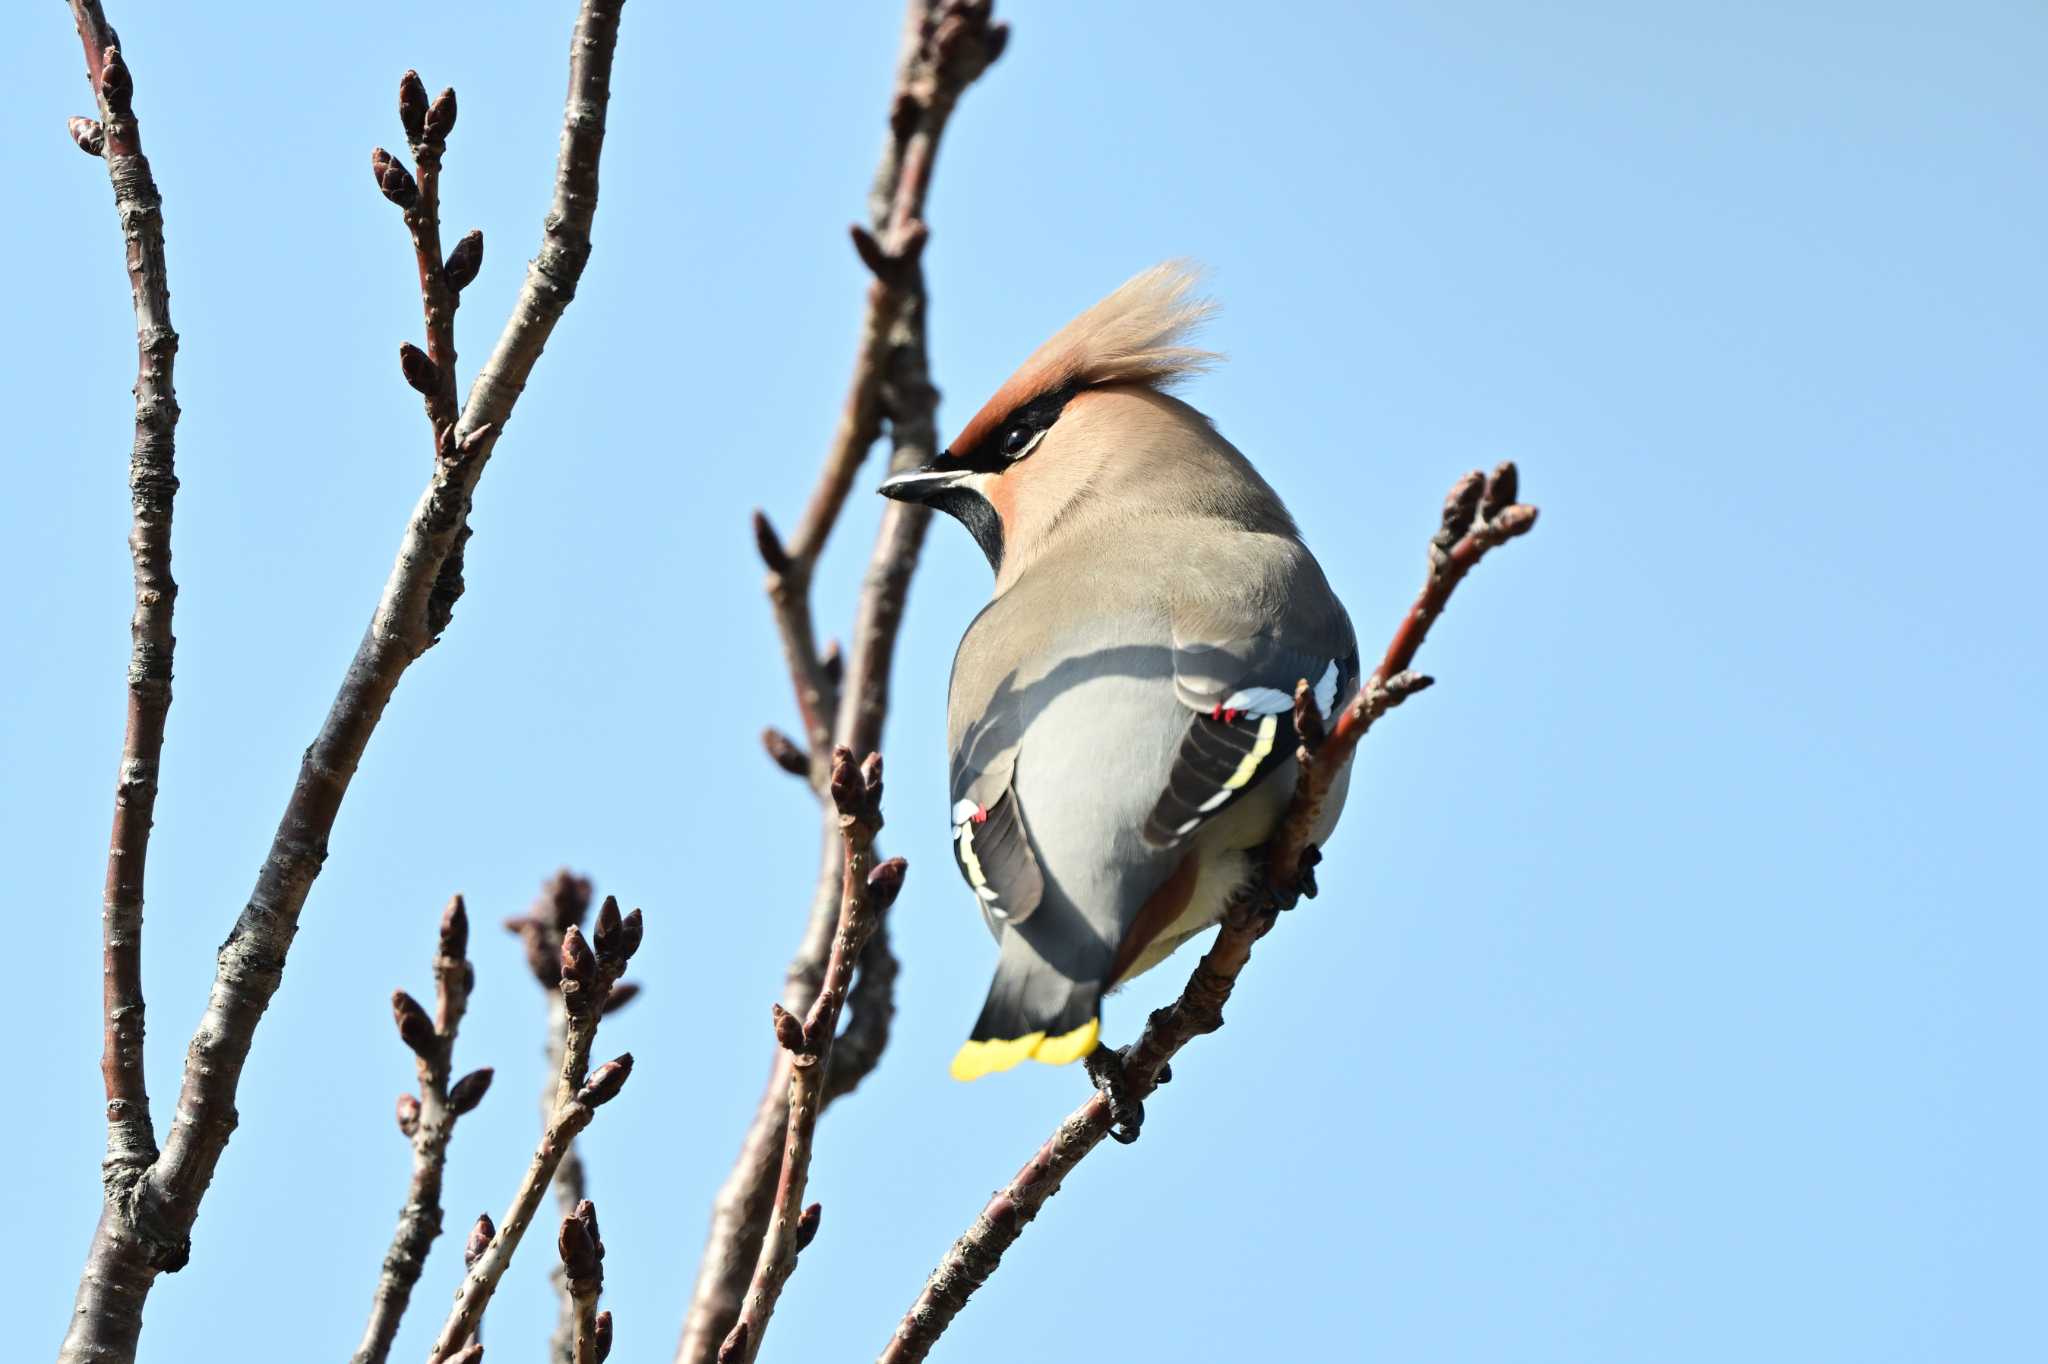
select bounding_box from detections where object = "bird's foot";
[1085,1044,1146,1145]
[1247,842,1320,922]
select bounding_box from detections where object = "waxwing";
[880,263,1357,1081]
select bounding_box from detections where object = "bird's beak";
[877,458,968,504]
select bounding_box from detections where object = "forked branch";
[718,752,907,1364]
[676,4,1006,1359]
[351,897,494,1364]
[425,897,643,1362]
[58,4,629,1361]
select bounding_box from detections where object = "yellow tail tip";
[1031,1017,1100,1066]
[949,1018,1101,1080]
[950,1032,1043,1081]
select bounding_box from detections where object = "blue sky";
[6,2,2043,1360]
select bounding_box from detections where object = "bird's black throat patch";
[927,485,1004,571]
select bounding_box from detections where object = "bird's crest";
[947,260,1220,456]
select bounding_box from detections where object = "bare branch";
[877,466,1541,1363]
[350,897,489,1364]
[504,872,639,1364]
[676,7,1005,1358]
[426,890,642,1363]
[719,752,904,1364]
[58,4,629,1360]
[60,5,177,1356]
[65,0,179,1216]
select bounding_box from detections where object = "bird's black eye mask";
[945,383,1082,474]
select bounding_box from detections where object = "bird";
[879,262,1358,1082]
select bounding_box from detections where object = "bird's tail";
[951,934,1101,1081]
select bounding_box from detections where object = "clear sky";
[5,2,2042,1360]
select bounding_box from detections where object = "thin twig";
[351,897,493,1364]
[58,5,628,1361]
[559,1199,607,1364]
[676,7,1004,1359]
[427,895,642,1362]
[877,466,1541,1363]
[66,0,178,1245]
[719,751,906,1364]
[505,871,641,1364]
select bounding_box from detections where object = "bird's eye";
[1001,422,1034,457]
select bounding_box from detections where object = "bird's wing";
[948,731,1047,933]
[1144,557,1358,849]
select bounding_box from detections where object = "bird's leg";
[1084,1043,1145,1144]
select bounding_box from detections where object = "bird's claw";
[1085,1044,1145,1144]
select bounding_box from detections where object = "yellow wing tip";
[950,1032,1044,1082]
[1031,1017,1100,1066]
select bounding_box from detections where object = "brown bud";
[465,1212,494,1267]
[446,1344,484,1364]
[398,70,428,144]
[1383,670,1434,704]
[889,90,919,144]
[399,342,438,396]
[444,229,483,292]
[447,1067,494,1115]
[593,895,623,964]
[97,47,133,111]
[545,869,594,930]
[575,1197,603,1256]
[717,1321,749,1364]
[576,1053,633,1108]
[1436,470,1486,549]
[985,20,1012,63]
[1481,460,1519,522]
[770,1003,805,1054]
[558,1212,601,1281]
[861,750,884,801]
[761,728,809,777]
[617,908,643,964]
[827,747,861,814]
[594,1310,613,1362]
[601,981,641,1015]
[439,893,469,959]
[425,86,458,143]
[392,991,436,1058]
[68,116,105,157]
[849,223,891,279]
[560,923,598,1001]
[370,147,419,209]
[751,509,791,574]
[867,856,908,909]
[1493,503,1540,540]
[795,1201,822,1251]
[395,1092,421,1137]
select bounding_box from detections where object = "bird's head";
[879,261,1238,584]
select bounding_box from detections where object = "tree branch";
[351,897,493,1364]
[877,465,1541,1363]
[58,5,628,1360]
[427,896,642,1363]
[719,752,906,1364]
[66,0,178,1222]
[675,6,1005,1360]
[505,871,641,1364]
